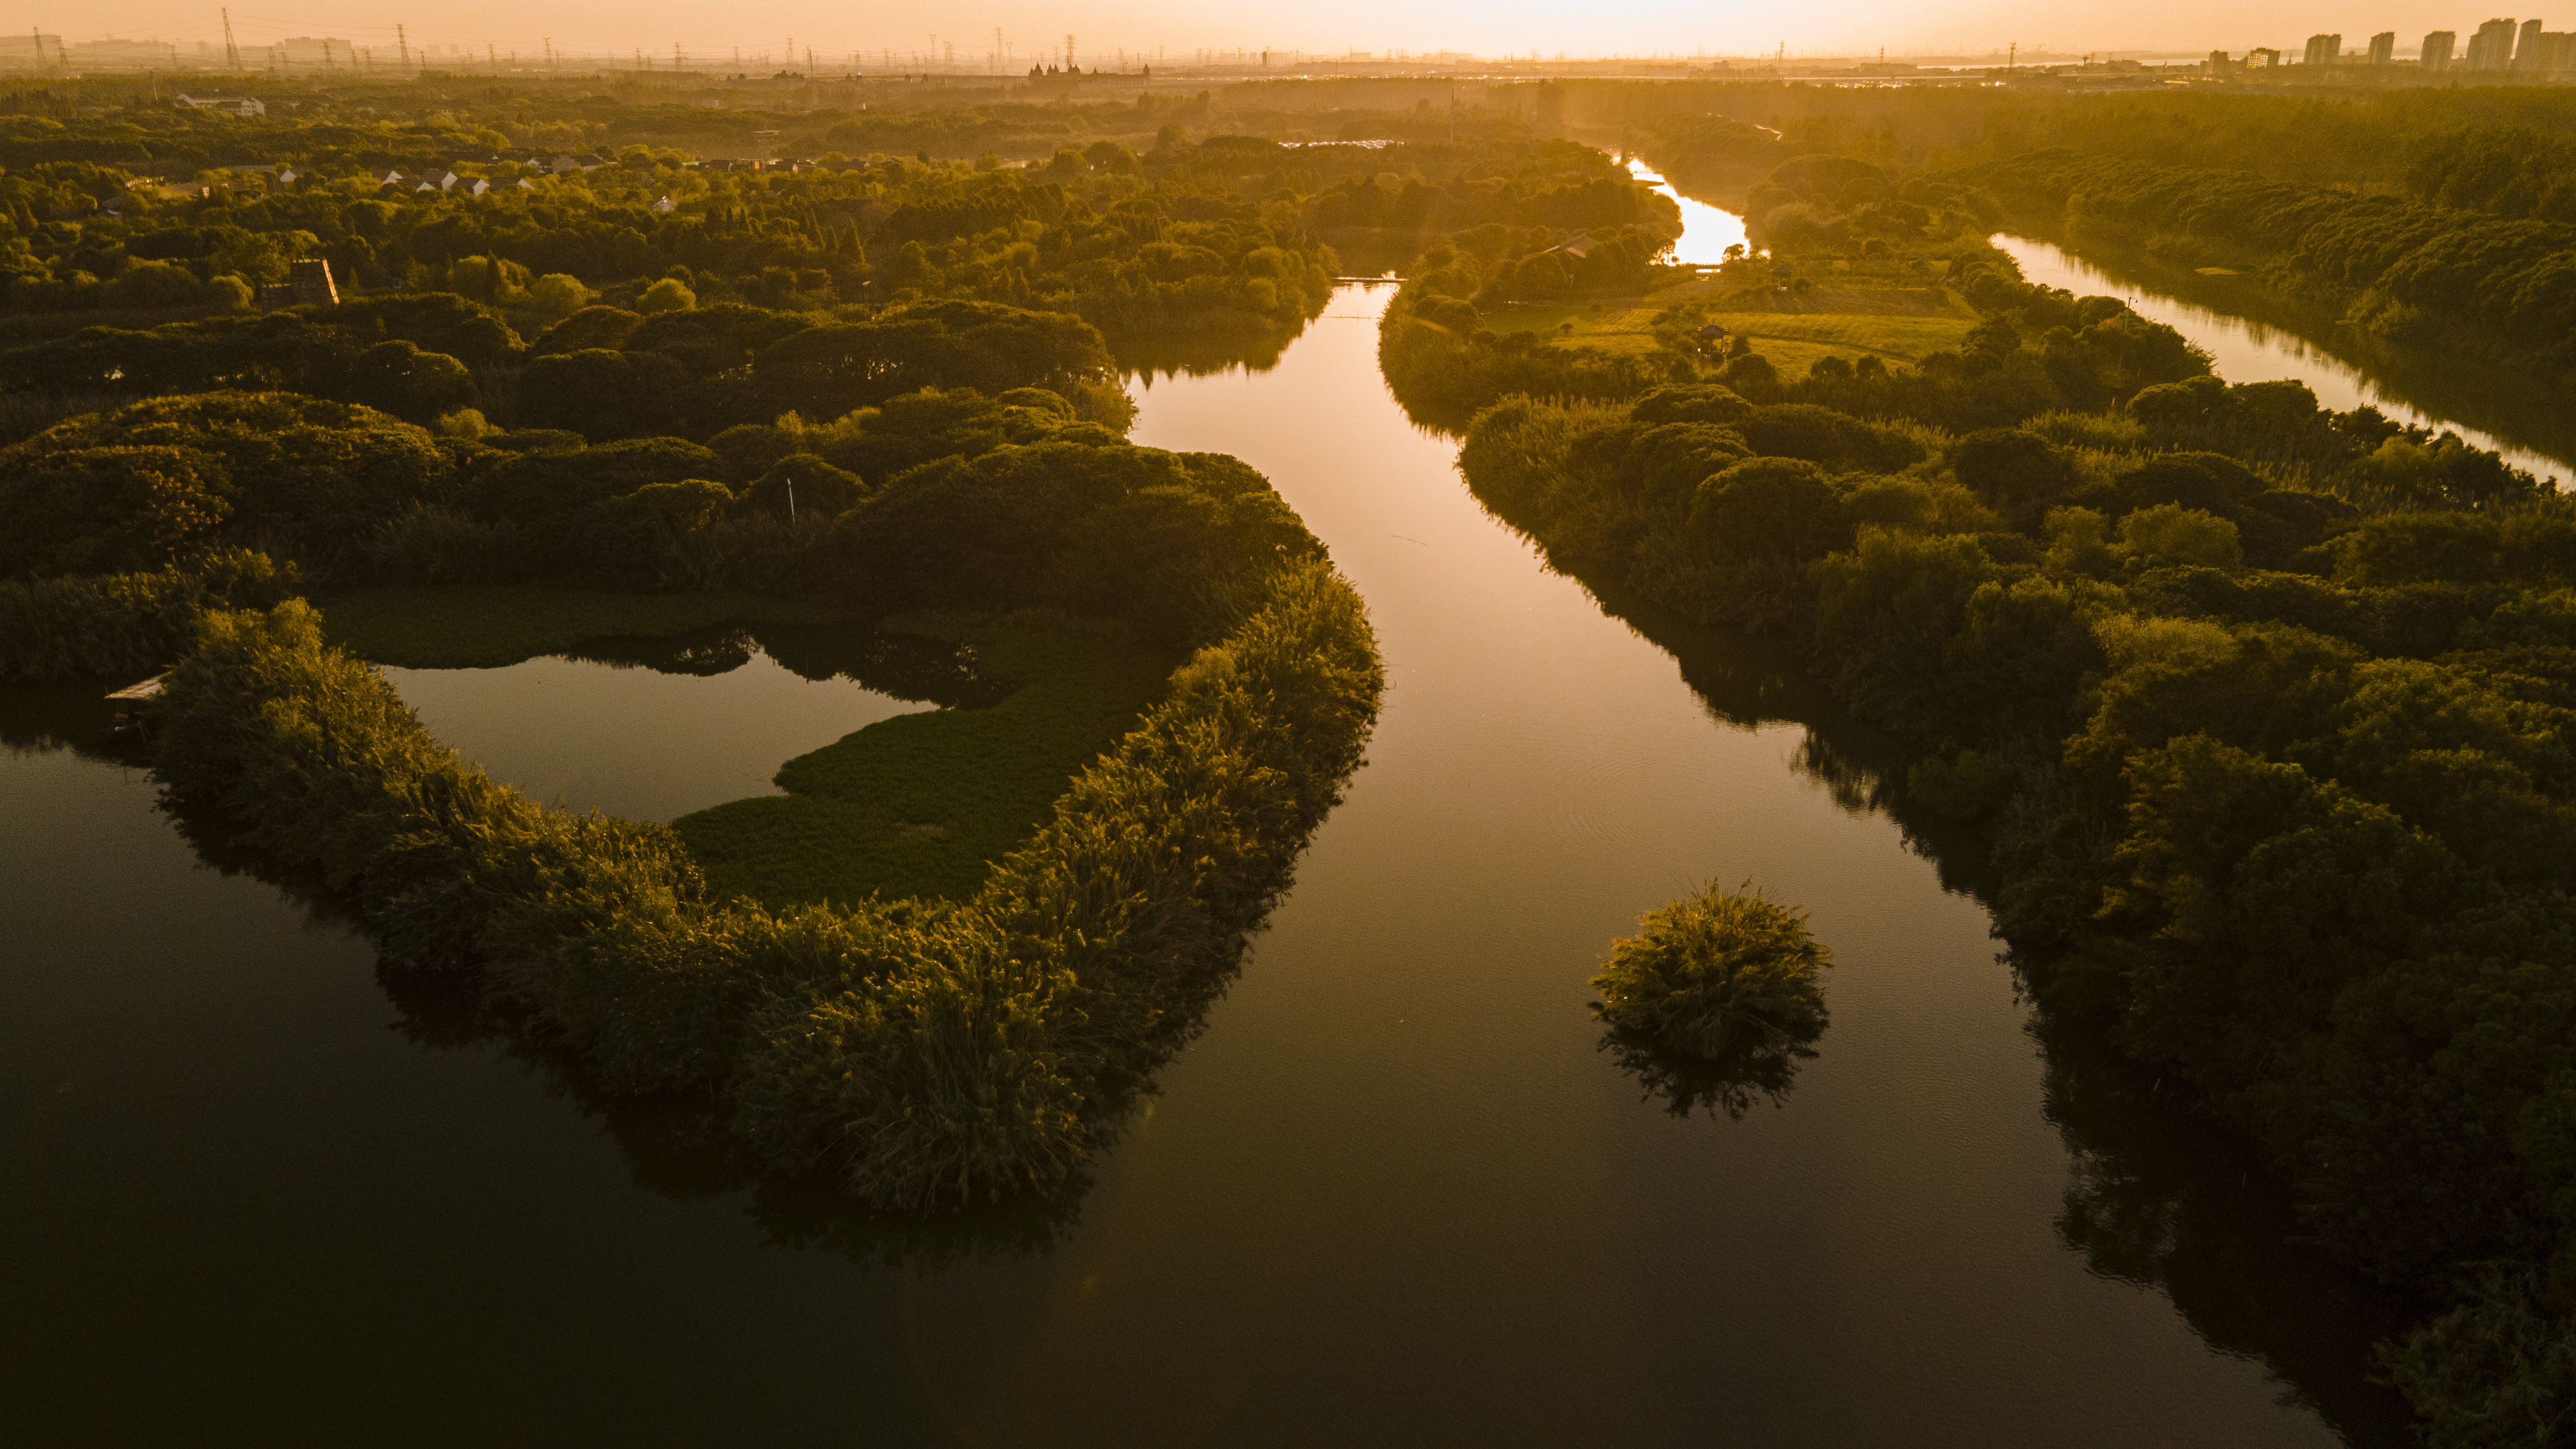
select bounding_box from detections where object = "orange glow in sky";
[60,0,2498,62]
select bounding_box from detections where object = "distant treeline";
[0,138,1342,348]
[0,110,1707,406]
[0,291,1133,441]
[1557,78,2576,210]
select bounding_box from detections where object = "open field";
[674,614,1184,906]
[1484,271,1980,379]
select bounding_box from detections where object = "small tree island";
[1591,881,1832,1061]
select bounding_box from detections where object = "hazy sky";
[68,0,2509,62]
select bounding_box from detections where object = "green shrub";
[637,278,696,314]
[2384,1272,2576,1447]
[531,305,644,357]
[2117,503,2242,568]
[1591,882,1833,1060]
[0,548,298,682]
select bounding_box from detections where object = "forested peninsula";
[0,92,1429,1208]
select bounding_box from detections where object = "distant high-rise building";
[2249,45,2283,66]
[2467,17,2519,68]
[2514,17,2546,64]
[2528,30,2576,69]
[2304,32,2344,64]
[2423,30,2458,68]
[2368,30,2396,62]
[2207,48,2234,73]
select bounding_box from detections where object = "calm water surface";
[384,649,927,822]
[1,200,2416,1443]
[1628,157,1752,261]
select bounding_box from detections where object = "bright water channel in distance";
[1991,234,2571,484]
[1634,151,2565,484]
[0,177,2447,1444]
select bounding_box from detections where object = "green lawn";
[673,614,1183,907]
[321,585,857,668]
[1483,276,1978,379]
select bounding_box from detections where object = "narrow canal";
[1991,232,2572,482]
[0,191,2427,1444]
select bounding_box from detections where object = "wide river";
[0,187,2440,1444]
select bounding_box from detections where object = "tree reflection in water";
[562,619,1018,706]
[1597,1016,1825,1122]
[1466,523,2422,1444]
[0,655,1097,1272]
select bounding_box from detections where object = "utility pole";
[1065,32,1075,69]
[222,8,242,70]
[673,42,683,71]
[2008,41,2017,73]
[397,23,410,70]
[995,26,1003,73]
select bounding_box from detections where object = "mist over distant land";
[37,0,2527,71]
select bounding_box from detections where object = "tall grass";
[0,549,299,683]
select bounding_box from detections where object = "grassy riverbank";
[676,615,1184,905]
[1484,279,1978,381]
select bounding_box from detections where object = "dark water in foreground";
[2,263,2422,1442]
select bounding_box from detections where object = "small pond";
[379,624,975,823]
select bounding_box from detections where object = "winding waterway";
[1628,154,2570,483]
[1991,233,2573,483]
[0,190,2429,1442]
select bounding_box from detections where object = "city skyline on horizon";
[21,1,2576,74]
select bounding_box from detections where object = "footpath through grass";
[674,614,1184,907]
